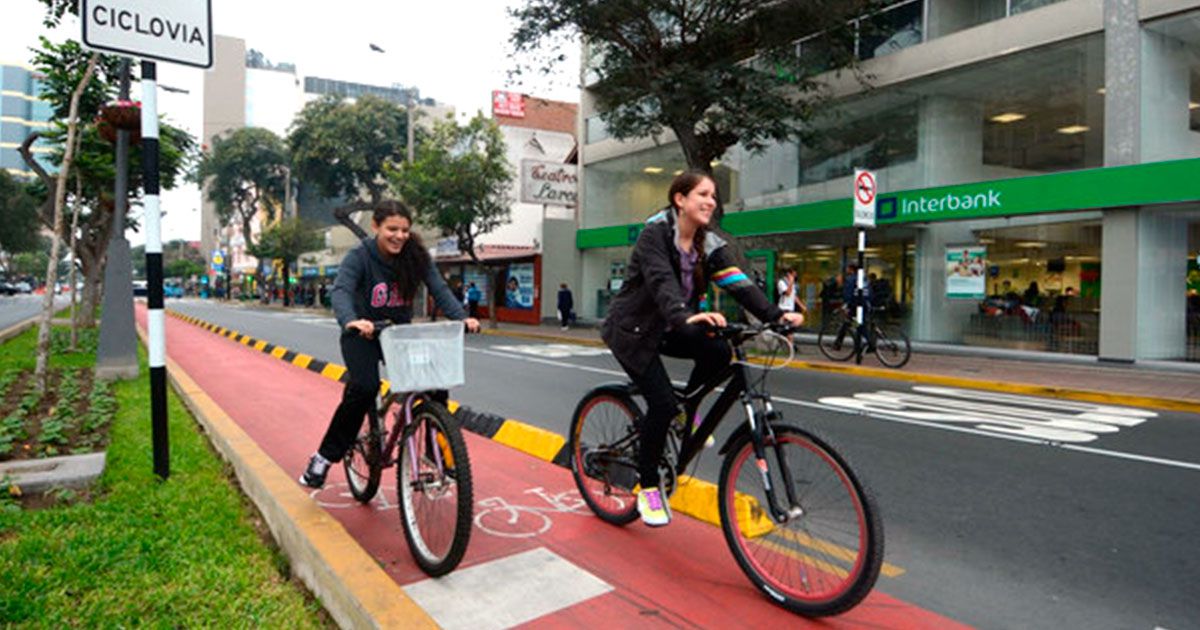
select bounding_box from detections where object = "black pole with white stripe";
[855,229,867,365]
[142,60,169,479]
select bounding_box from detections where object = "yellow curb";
[253,339,268,351]
[492,419,566,462]
[136,325,437,629]
[784,359,1200,413]
[320,363,347,382]
[292,354,313,369]
[270,346,288,359]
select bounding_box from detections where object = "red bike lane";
[139,306,968,629]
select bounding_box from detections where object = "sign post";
[83,0,213,480]
[852,169,877,365]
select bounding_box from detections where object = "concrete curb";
[136,323,437,629]
[165,310,735,530]
[0,316,37,344]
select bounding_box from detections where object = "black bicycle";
[342,321,473,577]
[569,323,883,616]
[818,306,911,368]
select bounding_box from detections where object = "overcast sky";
[1,0,580,245]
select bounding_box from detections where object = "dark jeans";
[317,334,382,462]
[616,324,731,488]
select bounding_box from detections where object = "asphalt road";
[0,294,62,331]
[167,299,1200,630]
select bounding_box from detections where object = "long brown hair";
[372,200,429,301]
[667,169,715,300]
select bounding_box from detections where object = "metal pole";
[406,96,414,163]
[96,59,139,380]
[142,60,169,479]
[855,229,867,365]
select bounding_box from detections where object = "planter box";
[0,452,106,494]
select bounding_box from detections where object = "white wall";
[477,125,576,248]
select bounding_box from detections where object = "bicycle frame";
[376,392,447,485]
[669,333,802,524]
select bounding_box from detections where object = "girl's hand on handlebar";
[463,317,481,333]
[687,312,727,328]
[779,311,806,328]
[346,319,375,339]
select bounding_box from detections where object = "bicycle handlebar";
[711,321,802,342]
[367,319,477,335]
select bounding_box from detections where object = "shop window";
[799,102,919,186]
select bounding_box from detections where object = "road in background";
[0,294,64,331]
[168,299,1200,629]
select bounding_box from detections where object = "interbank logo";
[877,189,1003,221]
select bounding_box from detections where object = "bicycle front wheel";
[873,324,911,369]
[397,400,473,577]
[569,389,641,526]
[343,402,384,503]
[817,316,856,362]
[718,424,883,617]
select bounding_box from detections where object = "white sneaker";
[637,487,672,527]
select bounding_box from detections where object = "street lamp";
[367,44,414,164]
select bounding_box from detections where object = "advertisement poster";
[505,263,535,310]
[946,245,987,299]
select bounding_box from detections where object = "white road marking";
[492,343,610,358]
[403,547,612,630]
[466,348,1200,472]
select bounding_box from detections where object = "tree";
[0,171,42,275]
[250,218,324,307]
[390,114,513,327]
[194,127,288,257]
[288,94,410,208]
[510,0,878,222]
[389,114,513,262]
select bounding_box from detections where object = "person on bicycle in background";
[600,170,806,527]
[300,200,480,488]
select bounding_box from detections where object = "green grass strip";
[0,327,329,627]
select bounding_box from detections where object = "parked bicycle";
[569,322,883,616]
[818,306,911,368]
[342,320,473,577]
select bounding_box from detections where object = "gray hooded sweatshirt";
[331,237,466,331]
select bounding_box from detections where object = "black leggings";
[317,334,382,462]
[617,325,731,488]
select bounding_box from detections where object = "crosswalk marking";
[492,343,610,358]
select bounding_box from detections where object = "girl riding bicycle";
[300,200,480,488]
[600,170,806,526]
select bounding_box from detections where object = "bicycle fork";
[404,395,448,492]
[746,396,804,524]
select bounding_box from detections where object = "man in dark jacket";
[557,283,574,330]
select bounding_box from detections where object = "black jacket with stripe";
[600,209,783,374]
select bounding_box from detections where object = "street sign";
[82,0,213,69]
[853,168,877,228]
[211,250,225,273]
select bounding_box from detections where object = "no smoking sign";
[853,168,876,228]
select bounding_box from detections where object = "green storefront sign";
[577,157,1200,249]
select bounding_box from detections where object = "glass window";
[858,0,924,60]
[1141,11,1200,162]
[1188,220,1200,362]
[799,100,919,186]
[585,115,609,144]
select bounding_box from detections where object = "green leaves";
[0,172,42,262]
[510,0,875,176]
[287,95,410,205]
[249,218,324,266]
[195,127,288,250]
[388,114,513,260]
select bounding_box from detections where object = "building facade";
[577,0,1200,364]
[0,63,53,179]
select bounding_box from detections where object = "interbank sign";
[576,157,1200,249]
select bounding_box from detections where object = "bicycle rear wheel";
[397,400,473,577]
[817,316,856,362]
[872,324,911,369]
[569,389,640,526]
[718,424,883,617]
[343,401,384,503]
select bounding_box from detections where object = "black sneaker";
[299,455,329,489]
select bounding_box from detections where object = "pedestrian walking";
[466,282,481,318]
[557,283,575,330]
[298,201,480,488]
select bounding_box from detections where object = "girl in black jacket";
[300,201,480,488]
[600,170,806,526]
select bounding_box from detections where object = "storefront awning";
[434,245,539,264]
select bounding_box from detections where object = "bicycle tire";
[872,324,911,369]
[718,423,883,617]
[397,400,473,577]
[568,388,641,526]
[343,401,384,503]
[817,316,856,362]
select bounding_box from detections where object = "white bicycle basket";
[378,321,465,392]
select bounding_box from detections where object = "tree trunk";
[282,262,291,307]
[35,54,99,391]
[81,263,103,327]
[68,178,83,351]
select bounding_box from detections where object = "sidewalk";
[139,304,966,629]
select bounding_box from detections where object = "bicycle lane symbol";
[474,487,608,539]
[308,482,400,511]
